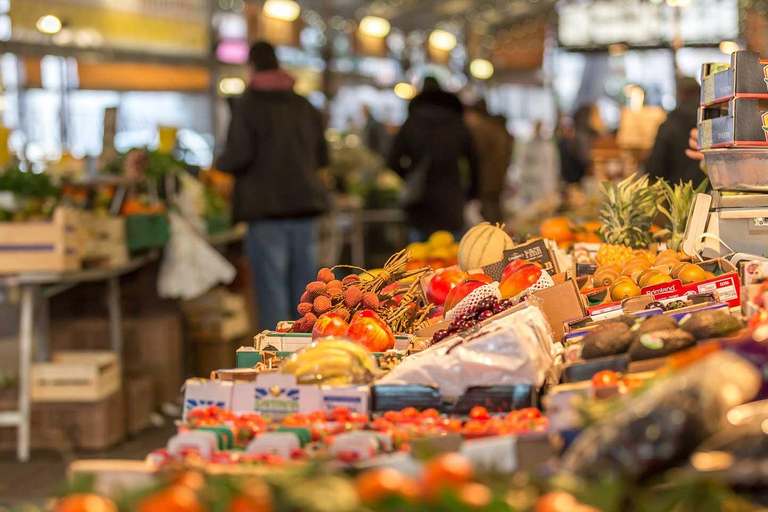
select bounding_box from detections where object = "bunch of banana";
[281,338,380,386]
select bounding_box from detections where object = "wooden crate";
[0,208,81,274]
[124,374,154,436]
[79,213,129,269]
[31,351,121,403]
[182,288,251,343]
[0,391,125,451]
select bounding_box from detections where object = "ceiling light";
[219,77,246,95]
[359,16,390,38]
[36,15,62,34]
[429,29,457,52]
[394,82,415,100]
[470,58,494,79]
[263,0,300,22]
[719,40,740,54]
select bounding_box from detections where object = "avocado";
[679,310,744,340]
[631,315,679,339]
[581,322,633,360]
[628,328,696,361]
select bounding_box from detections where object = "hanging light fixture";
[429,29,457,52]
[394,82,416,100]
[36,15,62,34]
[263,0,301,21]
[470,59,494,79]
[359,16,390,38]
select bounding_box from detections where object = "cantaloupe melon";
[458,223,514,271]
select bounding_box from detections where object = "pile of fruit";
[405,230,459,270]
[290,249,431,335]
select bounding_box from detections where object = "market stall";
[34,52,768,510]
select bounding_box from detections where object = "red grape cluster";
[431,297,513,344]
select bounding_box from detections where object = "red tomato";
[518,408,542,420]
[591,370,620,389]
[384,410,403,423]
[421,408,440,419]
[462,420,489,439]
[469,406,490,421]
[331,407,350,421]
[401,407,420,421]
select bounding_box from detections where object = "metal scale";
[683,190,768,262]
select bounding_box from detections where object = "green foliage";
[655,178,709,251]
[0,167,60,198]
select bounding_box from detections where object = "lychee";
[361,292,380,310]
[342,274,360,286]
[303,313,318,330]
[306,281,326,299]
[337,308,351,322]
[300,291,311,303]
[292,318,306,333]
[344,286,363,309]
[297,302,313,316]
[317,268,335,283]
[313,295,332,315]
[327,280,343,291]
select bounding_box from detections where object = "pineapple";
[596,174,662,267]
[655,178,709,251]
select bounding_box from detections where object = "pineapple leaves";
[598,173,663,249]
[655,178,709,251]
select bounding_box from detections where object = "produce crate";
[182,288,251,343]
[124,374,154,436]
[31,351,121,403]
[125,214,170,252]
[0,208,80,274]
[0,391,125,451]
[79,212,128,268]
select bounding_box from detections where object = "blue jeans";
[246,218,319,331]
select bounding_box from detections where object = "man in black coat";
[217,41,329,330]
[388,77,479,241]
[646,77,707,187]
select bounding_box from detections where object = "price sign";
[482,238,556,281]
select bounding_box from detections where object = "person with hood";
[465,100,513,224]
[217,41,329,331]
[388,77,479,241]
[646,77,706,187]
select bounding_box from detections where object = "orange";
[137,486,206,512]
[540,217,576,244]
[55,494,117,512]
[357,467,418,504]
[457,482,493,509]
[228,479,273,512]
[422,453,475,498]
[535,492,578,512]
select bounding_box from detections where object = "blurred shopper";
[388,77,479,242]
[465,100,513,224]
[557,116,587,187]
[646,77,706,187]
[514,121,560,210]
[217,41,329,331]
[361,105,389,157]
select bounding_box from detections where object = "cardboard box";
[31,351,121,403]
[183,378,234,420]
[698,97,768,149]
[532,277,586,343]
[700,51,768,107]
[78,212,128,269]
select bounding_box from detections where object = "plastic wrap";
[445,282,502,322]
[561,351,761,481]
[376,302,555,397]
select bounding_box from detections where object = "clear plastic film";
[377,301,556,398]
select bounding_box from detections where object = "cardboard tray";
[698,97,768,149]
[700,51,768,107]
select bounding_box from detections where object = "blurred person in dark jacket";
[217,41,329,331]
[388,77,479,241]
[362,105,389,157]
[465,100,513,224]
[646,77,706,187]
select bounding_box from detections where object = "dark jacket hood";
[408,89,464,117]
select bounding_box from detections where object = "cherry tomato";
[401,407,420,422]
[591,370,620,389]
[421,408,440,419]
[469,406,490,421]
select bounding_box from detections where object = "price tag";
[753,217,768,229]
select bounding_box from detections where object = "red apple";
[499,265,542,299]
[346,310,395,352]
[444,280,487,314]
[426,269,467,305]
[312,313,350,340]
[501,260,542,283]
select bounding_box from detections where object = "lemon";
[405,242,429,261]
[428,230,455,249]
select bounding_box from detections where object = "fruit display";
[431,296,515,344]
[291,250,431,334]
[281,337,380,385]
[654,179,709,252]
[406,231,459,270]
[457,222,515,271]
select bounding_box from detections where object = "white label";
[753,217,768,229]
